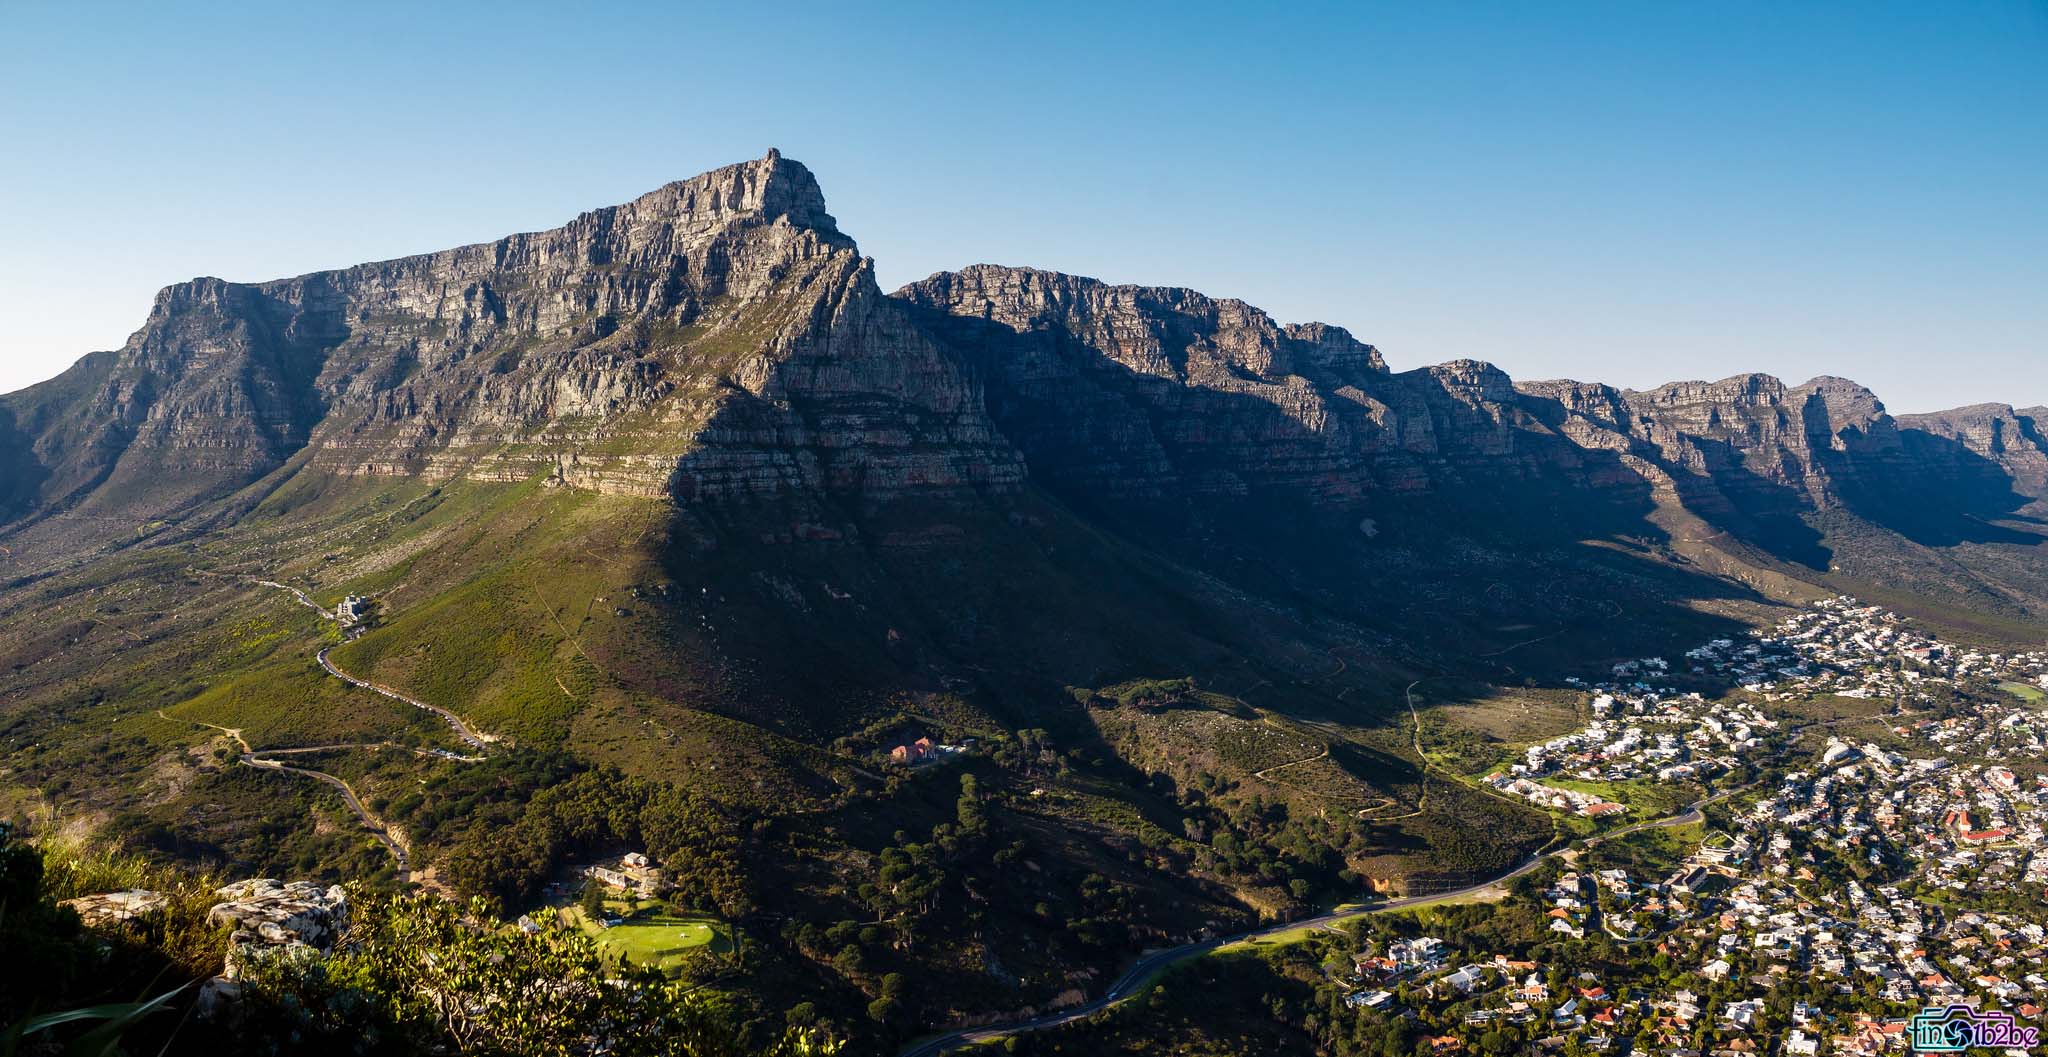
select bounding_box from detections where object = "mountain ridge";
[6,154,2048,1045]
[4,153,2046,623]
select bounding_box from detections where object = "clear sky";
[2,1,2043,412]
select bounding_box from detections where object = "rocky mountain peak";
[611,149,839,242]
[6,154,2046,592]
[0,152,1023,541]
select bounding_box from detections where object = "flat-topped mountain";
[6,152,2048,1047]
[0,151,1020,540]
[6,152,2041,593]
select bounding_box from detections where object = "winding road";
[242,753,411,879]
[154,576,502,883]
[241,574,493,750]
[157,711,415,881]
[316,646,492,750]
[896,785,1736,1057]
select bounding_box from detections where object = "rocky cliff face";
[1896,404,2048,515]
[896,266,1632,508]
[894,257,2043,574]
[4,154,2042,589]
[1507,373,1898,534]
[0,152,1021,537]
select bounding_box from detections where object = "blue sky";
[2,1,2043,411]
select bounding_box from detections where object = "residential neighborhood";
[1338,598,2048,1056]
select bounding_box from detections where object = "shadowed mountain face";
[4,152,2047,636]
[899,264,2048,623]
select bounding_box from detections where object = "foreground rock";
[60,888,169,927]
[207,879,350,974]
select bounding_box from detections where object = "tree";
[246,887,839,1056]
[580,879,608,919]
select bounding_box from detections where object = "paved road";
[246,576,496,751]
[317,646,492,750]
[255,579,332,619]
[243,753,411,880]
[896,787,1735,1057]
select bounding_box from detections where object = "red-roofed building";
[891,737,937,764]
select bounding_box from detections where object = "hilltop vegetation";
[1,824,831,1057]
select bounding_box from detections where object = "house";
[1444,966,1486,993]
[1390,936,1448,969]
[891,737,937,764]
[338,595,371,625]
[1345,990,1393,1010]
[1723,1000,1761,1028]
[585,851,666,897]
[1670,866,1711,894]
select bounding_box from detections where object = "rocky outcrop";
[0,151,1020,538]
[207,879,350,975]
[1605,374,1904,509]
[60,888,170,927]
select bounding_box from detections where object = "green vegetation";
[565,898,729,974]
[1,825,829,1056]
[2001,680,2046,703]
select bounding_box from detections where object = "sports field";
[563,899,727,974]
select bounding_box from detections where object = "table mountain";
[0,151,1021,552]
[6,152,2047,1039]
[5,151,2046,633]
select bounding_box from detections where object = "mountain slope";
[5,153,2048,1048]
[0,152,1020,572]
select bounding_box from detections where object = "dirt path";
[1250,744,1329,780]
[253,579,333,619]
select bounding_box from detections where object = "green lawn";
[562,899,728,974]
[2000,681,2046,704]
[1547,775,1692,817]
